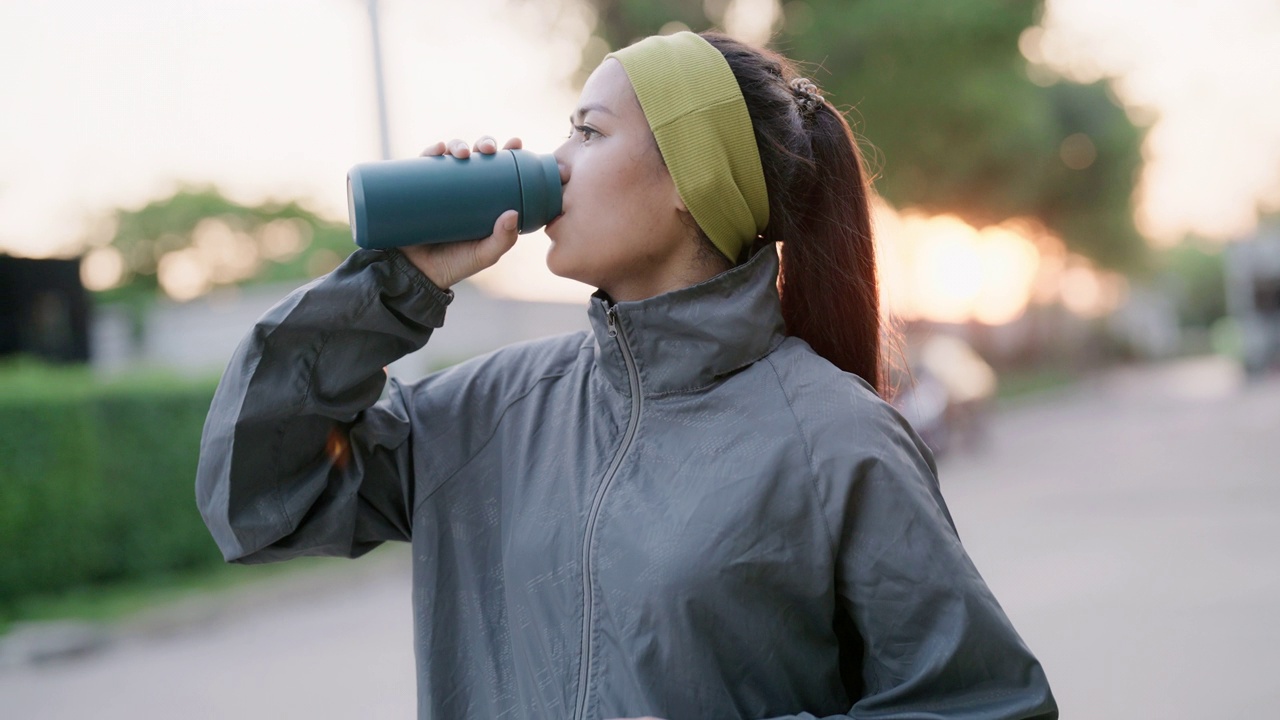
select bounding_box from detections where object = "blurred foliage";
[96,184,353,302]
[0,359,222,610]
[1158,239,1227,329]
[545,0,1148,273]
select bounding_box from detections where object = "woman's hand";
[399,135,524,290]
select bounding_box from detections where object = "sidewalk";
[0,549,418,719]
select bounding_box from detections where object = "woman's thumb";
[477,210,520,267]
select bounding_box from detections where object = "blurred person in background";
[196,30,1055,720]
[918,333,999,452]
[888,362,953,457]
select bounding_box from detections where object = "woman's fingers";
[420,136,521,157]
[397,208,520,289]
[477,136,522,153]
[420,140,464,157]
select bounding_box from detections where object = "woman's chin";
[545,246,593,287]
[544,244,573,280]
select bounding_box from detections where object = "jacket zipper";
[573,304,641,720]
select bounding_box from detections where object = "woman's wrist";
[397,246,456,290]
[385,248,456,305]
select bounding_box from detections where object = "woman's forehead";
[576,59,640,121]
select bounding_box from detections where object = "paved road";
[2,355,1276,719]
[0,554,419,719]
[942,356,1280,718]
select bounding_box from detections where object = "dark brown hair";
[699,30,892,397]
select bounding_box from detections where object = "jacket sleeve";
[195,248,452,564]
[766,396,1058,719]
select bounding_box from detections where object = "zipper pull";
[606,306,619,337]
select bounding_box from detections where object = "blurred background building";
[1224,226,1280,375]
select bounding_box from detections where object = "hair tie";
[789,77,824,117]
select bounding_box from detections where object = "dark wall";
[0,256,90,363]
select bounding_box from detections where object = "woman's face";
[547,59,703,302]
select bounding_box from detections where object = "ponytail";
[780,102,883,394]
[700,32,892,397]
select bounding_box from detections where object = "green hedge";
[0,362,223,609]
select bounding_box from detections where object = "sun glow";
[874,202,1124,325]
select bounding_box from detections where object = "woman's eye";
[567,124,598,141]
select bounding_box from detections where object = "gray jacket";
[196,246,1057,719]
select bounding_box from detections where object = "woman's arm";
[196,135,524,564]
[771,396,1058,720]
[195,248,455,563]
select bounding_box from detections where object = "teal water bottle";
[346,149,563,249]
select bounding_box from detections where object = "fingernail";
[504,213,517,231]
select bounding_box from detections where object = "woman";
[196,30,1057,719]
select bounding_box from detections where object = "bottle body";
[347,149,563,249]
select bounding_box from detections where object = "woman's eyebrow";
[570,103,616,123]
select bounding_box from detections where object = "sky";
[1033,0,1280,243]
[0,0,599,300]
[2,0,1279,303]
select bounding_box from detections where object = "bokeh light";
[79,246,125,291]
[258,218,312,261]
[190,218,261,285]
[156,247,212,301]
[874,205,1051,326]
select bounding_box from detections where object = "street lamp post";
[366,0,393,160]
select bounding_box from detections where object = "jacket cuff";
[384,248,456,307]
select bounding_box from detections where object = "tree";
[93,185,354,302]
[540,0,1149,273]
[1159,238,1227,329]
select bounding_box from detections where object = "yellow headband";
[605,31,769,262]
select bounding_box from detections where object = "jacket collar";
[587,247,787,397]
